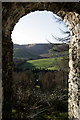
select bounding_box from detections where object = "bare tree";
[46,14,70,47]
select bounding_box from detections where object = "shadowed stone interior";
[2,2,80,120]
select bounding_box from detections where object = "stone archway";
[2,2,80,120]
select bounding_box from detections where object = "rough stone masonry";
[2,2,80,120]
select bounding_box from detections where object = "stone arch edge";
[2,2,80,120]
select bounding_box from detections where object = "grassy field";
[17,57,64,71]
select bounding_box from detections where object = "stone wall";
[2,2,80,120]
[63,12,80,120]
[78,19,80,120]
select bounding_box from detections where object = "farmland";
[13,56,68,71]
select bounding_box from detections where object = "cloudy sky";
[11,10,69,45]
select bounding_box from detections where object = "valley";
[12,43,69,120]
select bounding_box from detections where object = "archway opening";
[11,10,70,120]
[2,2,80,120]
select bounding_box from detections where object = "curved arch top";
[2,2,80,120]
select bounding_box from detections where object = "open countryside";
[12,43,69,120]
[14,57,68,71]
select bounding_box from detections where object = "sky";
[11,10,70,45]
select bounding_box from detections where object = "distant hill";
[13,43,69,60]
[13,44,51,59]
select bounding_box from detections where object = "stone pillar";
[2,33,13,119]
[64,12,80,120]
[78,20,80,119]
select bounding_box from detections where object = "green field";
[16,57,66,71]
[28,57,62,70]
